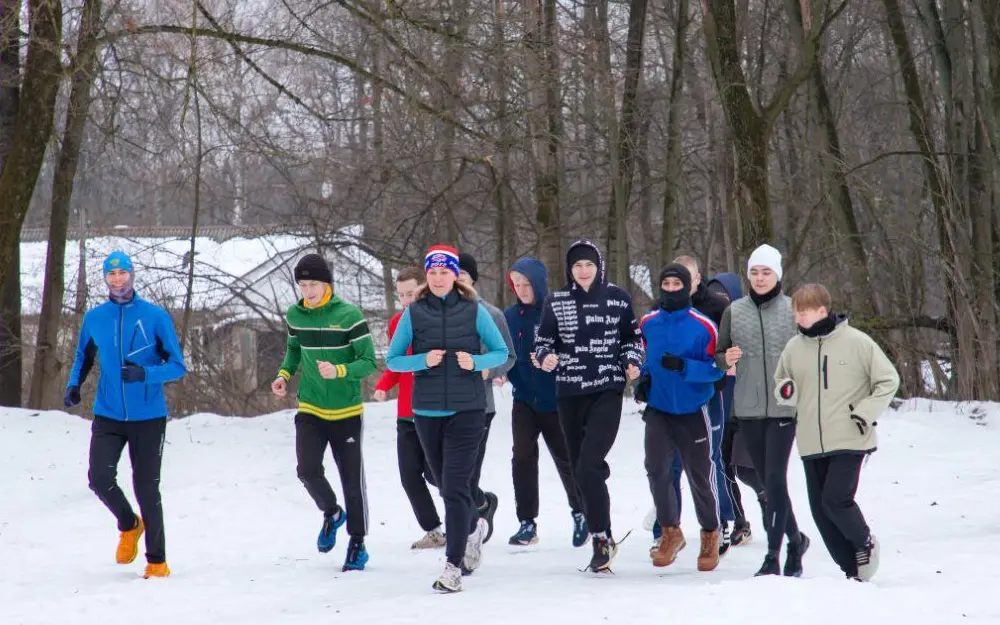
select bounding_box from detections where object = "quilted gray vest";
[729,294,797,419]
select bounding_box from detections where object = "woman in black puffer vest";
[386,244,509,593]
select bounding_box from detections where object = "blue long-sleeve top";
[66,295,187,420]
[386,299,509,416]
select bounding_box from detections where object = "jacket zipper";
[817,340,825,453]
[119,305,130,421]
[528,310,536,406]
[757,306,769,416]
[442,298,448,409]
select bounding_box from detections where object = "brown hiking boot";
[651,526,686,567]
[698,529,721,571]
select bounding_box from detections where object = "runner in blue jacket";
[503,257,586,547]
[638,263,725,572]
[64,250,187,578]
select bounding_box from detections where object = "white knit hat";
[747,244,783,281]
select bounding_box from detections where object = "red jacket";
[375,311,414,418]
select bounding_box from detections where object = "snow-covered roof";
[20,225,387,321]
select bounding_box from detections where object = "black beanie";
[458,252,479,283]
[294,254,333,284]
[567,244,600,269]
[658,263,692,312]
[659,263,692,292]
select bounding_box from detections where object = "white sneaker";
[856,535,880,581]
[412,527,446,549]
[461,517,488,572]
[433,562,462,593]
[642,506,658,531]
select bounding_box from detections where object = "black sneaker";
[730,522,752,547]
[478,492,499,544]
[719,522,732,557]
[783,533,809,577]
[754,552,781,576]
[586,534,618,573]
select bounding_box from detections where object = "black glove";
[661,353,685,372]
[121,361,146,383]
[633,373,651,403]
[63,385,81,408]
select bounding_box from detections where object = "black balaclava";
[658,263,692,312]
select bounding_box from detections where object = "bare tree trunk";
[966,11,1000,399]
[700,0,835,259]
[881,0,974,398]
[0,0,63,407]
[370,45,396,318]
[601,0,647,286]
[661,0,689,272]
[75,203,88,315]
[782,0,877,313]
[0,0,17,165]
[524,0,563,288]
[434,1,470,247]
[902,0,998,399]
[491,0,514,306]
[974,1,1000,352]
[29,0,103,409]
[976,0,1000,158]
[0,0,21,408]
[181,83,204,349]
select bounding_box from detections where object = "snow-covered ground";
[0,393,997,625]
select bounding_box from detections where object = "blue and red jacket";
[639,306,726,415]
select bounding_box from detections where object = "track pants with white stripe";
[295,412,368,537]
[643,406,720,532]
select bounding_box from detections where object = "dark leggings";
[739,418,801,552]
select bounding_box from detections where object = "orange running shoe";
[115,517,144,564]
[143,562,171,578]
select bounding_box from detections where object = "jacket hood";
[707,272,743,300]
[508,257,549,306]
[564,239,606,290]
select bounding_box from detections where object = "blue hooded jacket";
[639,305,726,415]
[67,253,187,421]
[503,258,557,413]
[705,272,743,303]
